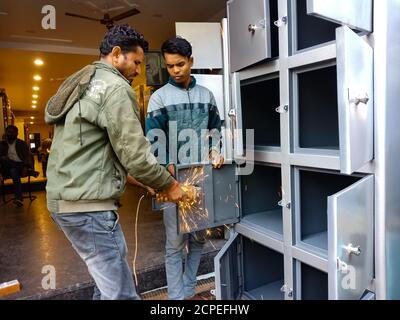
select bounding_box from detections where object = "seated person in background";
[0,125,37,207]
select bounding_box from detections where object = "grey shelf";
[246,280,285,300]
[297,169,360,252]
[241,210,283,238]
[242,237,285,300]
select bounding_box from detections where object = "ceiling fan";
[65,7,141,29]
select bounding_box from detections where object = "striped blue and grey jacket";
[145,76,222,165]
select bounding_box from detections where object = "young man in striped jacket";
[146,37,224,300]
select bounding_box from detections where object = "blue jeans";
[163,205,205,300]
[51,211,139,300]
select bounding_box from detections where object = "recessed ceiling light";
[30,116,35,120]
[32,105,37,109]
[33,86,40,91]
[30,122,34,125]
[33,75,42,81]
[32,100,37,104]
[34,59,44,66]
[32,94,38,99]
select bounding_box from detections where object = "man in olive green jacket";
[45,25,185,300]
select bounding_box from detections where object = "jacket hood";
[44,61,129,125]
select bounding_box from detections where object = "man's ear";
[111,46,122,64]
[189,56,194,68]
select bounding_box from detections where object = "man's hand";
[209,150,224,169]
[159,180,186,203]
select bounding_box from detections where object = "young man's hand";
[209,150,224,169]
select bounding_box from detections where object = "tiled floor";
[0,184,226,299]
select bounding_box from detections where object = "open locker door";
[336,26,374,175]
[228,0,272,72]
[215,232,241,300]
[327,175,374,300]
[307,0,373,33]
[177,164,240,234]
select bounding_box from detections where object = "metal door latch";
[349,92,370,105]
[343,244,362,256]
[228,109,237,119]
[278,199,291,209]
[280,285,293,298]
[274,16,288,28]
[275,105,289,114]
[248,19,266,33]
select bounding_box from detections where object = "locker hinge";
[278,199,291,209]
[275,105,289,114]
[274,16,287,28]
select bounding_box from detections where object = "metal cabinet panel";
[228,0,272,72]
[328,175,374,300]
[215,232,241,300]
[336,26,374,175]
[175,22,223,69]
[177,164,240,234]
[306,0,373,32]
[194,74,225,121]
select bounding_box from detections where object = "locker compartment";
[292,0,340,53]
[242,237,285,300]
[292,27,374,174]
[297,169,360,252]
[296,65,339,151]
[297,262,328,300]
[241,75,281,149]
[215,233,285,300]
[228,0,279,72]
[240,164,282,237]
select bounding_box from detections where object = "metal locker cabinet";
[176,164,240,234]
[228,0,273,72]
[307,0,373,32]
[336,26,374,175]
[328,175,374,300]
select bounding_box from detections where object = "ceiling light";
[33,86,40,91]
[32,105,37,109]
[32,94,38,99]
[33,75,42,81]
[34,59,44,66]
[30,122,34,125]
[30,116,35,120]
[32,100,37,104]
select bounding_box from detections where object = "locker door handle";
[343,244,362,256]
[248,19,266,34]
[349,91,370,106]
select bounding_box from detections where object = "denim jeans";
[51,211,139,300]
[163,205,205,300]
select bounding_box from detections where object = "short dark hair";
[161,37,192,58]
[99,24,148,56]
[6,125,18,133]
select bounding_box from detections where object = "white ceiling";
[0,0,227,123]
